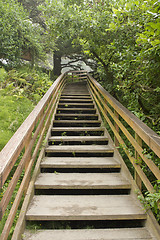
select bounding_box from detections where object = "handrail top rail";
[0,73,65,188]
[87,74,160,158]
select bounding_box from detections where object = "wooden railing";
[66,70,88,82]
[87,74,160,193]
[0,73,66,239]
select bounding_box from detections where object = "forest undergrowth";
[0,65,53,150]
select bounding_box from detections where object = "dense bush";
[0,0,44,66]
[0,66,53,150]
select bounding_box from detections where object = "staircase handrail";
[87,73,160,193]
[0,73,66,226]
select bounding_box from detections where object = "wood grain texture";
[26,195,146,221]
[35,172,131,189]
[23,228,156,240]
[45,145,114,153]
[41,157,120,168]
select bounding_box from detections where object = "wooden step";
[40,157,120,169]
[35,173,131,190]
[26,195,146,221]
[53,120,101,124]
[58,103,94,108]
[45,145,114,153]
[60,96,92,99]
[57,108,96,113]
[23,228,155,240]
[55,113,98,120]
[53,120,101,127]
[59,99,93,103]
[51,127,105,136]
[51,127,105,132]
[62,87,88,90]
[48,136,108,145]
[48,136,108,142]
[55,113,98,116]
[62,88,88,90]
[61,93,90,96]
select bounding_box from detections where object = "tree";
[39,0,160,129]
[0,0,44,66]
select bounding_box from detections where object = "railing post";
[24,132,32,194]
[114,110,119,147]
[103,97,108,119]
[24,133,32,171]
[135,133,142,190]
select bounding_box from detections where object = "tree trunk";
[53,51,62,76]
[91,50,114,84]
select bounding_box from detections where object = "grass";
[0,93,34,150]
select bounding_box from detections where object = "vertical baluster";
[24,133,32,171]
[103,97,108,127]
[24,132,32,194]
[135,133,142,190]
[114,110,119,147]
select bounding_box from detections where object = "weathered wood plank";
[61,94,90,96]
[55,113,99,120]
[57,108,96,113]
[23,228,156,240]
[53,120,101,124]
[45,145,114,153]
[41,157,120,169]
[55,113,98,117]
[26,195,146,221]
[59,99,93,102]
[48,136,108,142]
[60,96,91,99]
[51,127,105,132]
[53,120,101,127]
[35,173,131,189]
[58,103,94,107]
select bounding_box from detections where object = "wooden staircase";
[22,81,157,239]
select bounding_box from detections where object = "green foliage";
[0,0,44,65]
[0,68,7,84]
[138,181,160,223]
[0,66,53,102]
[0,94,34,150]
[40,0,160,132]
[0,66,52,150]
